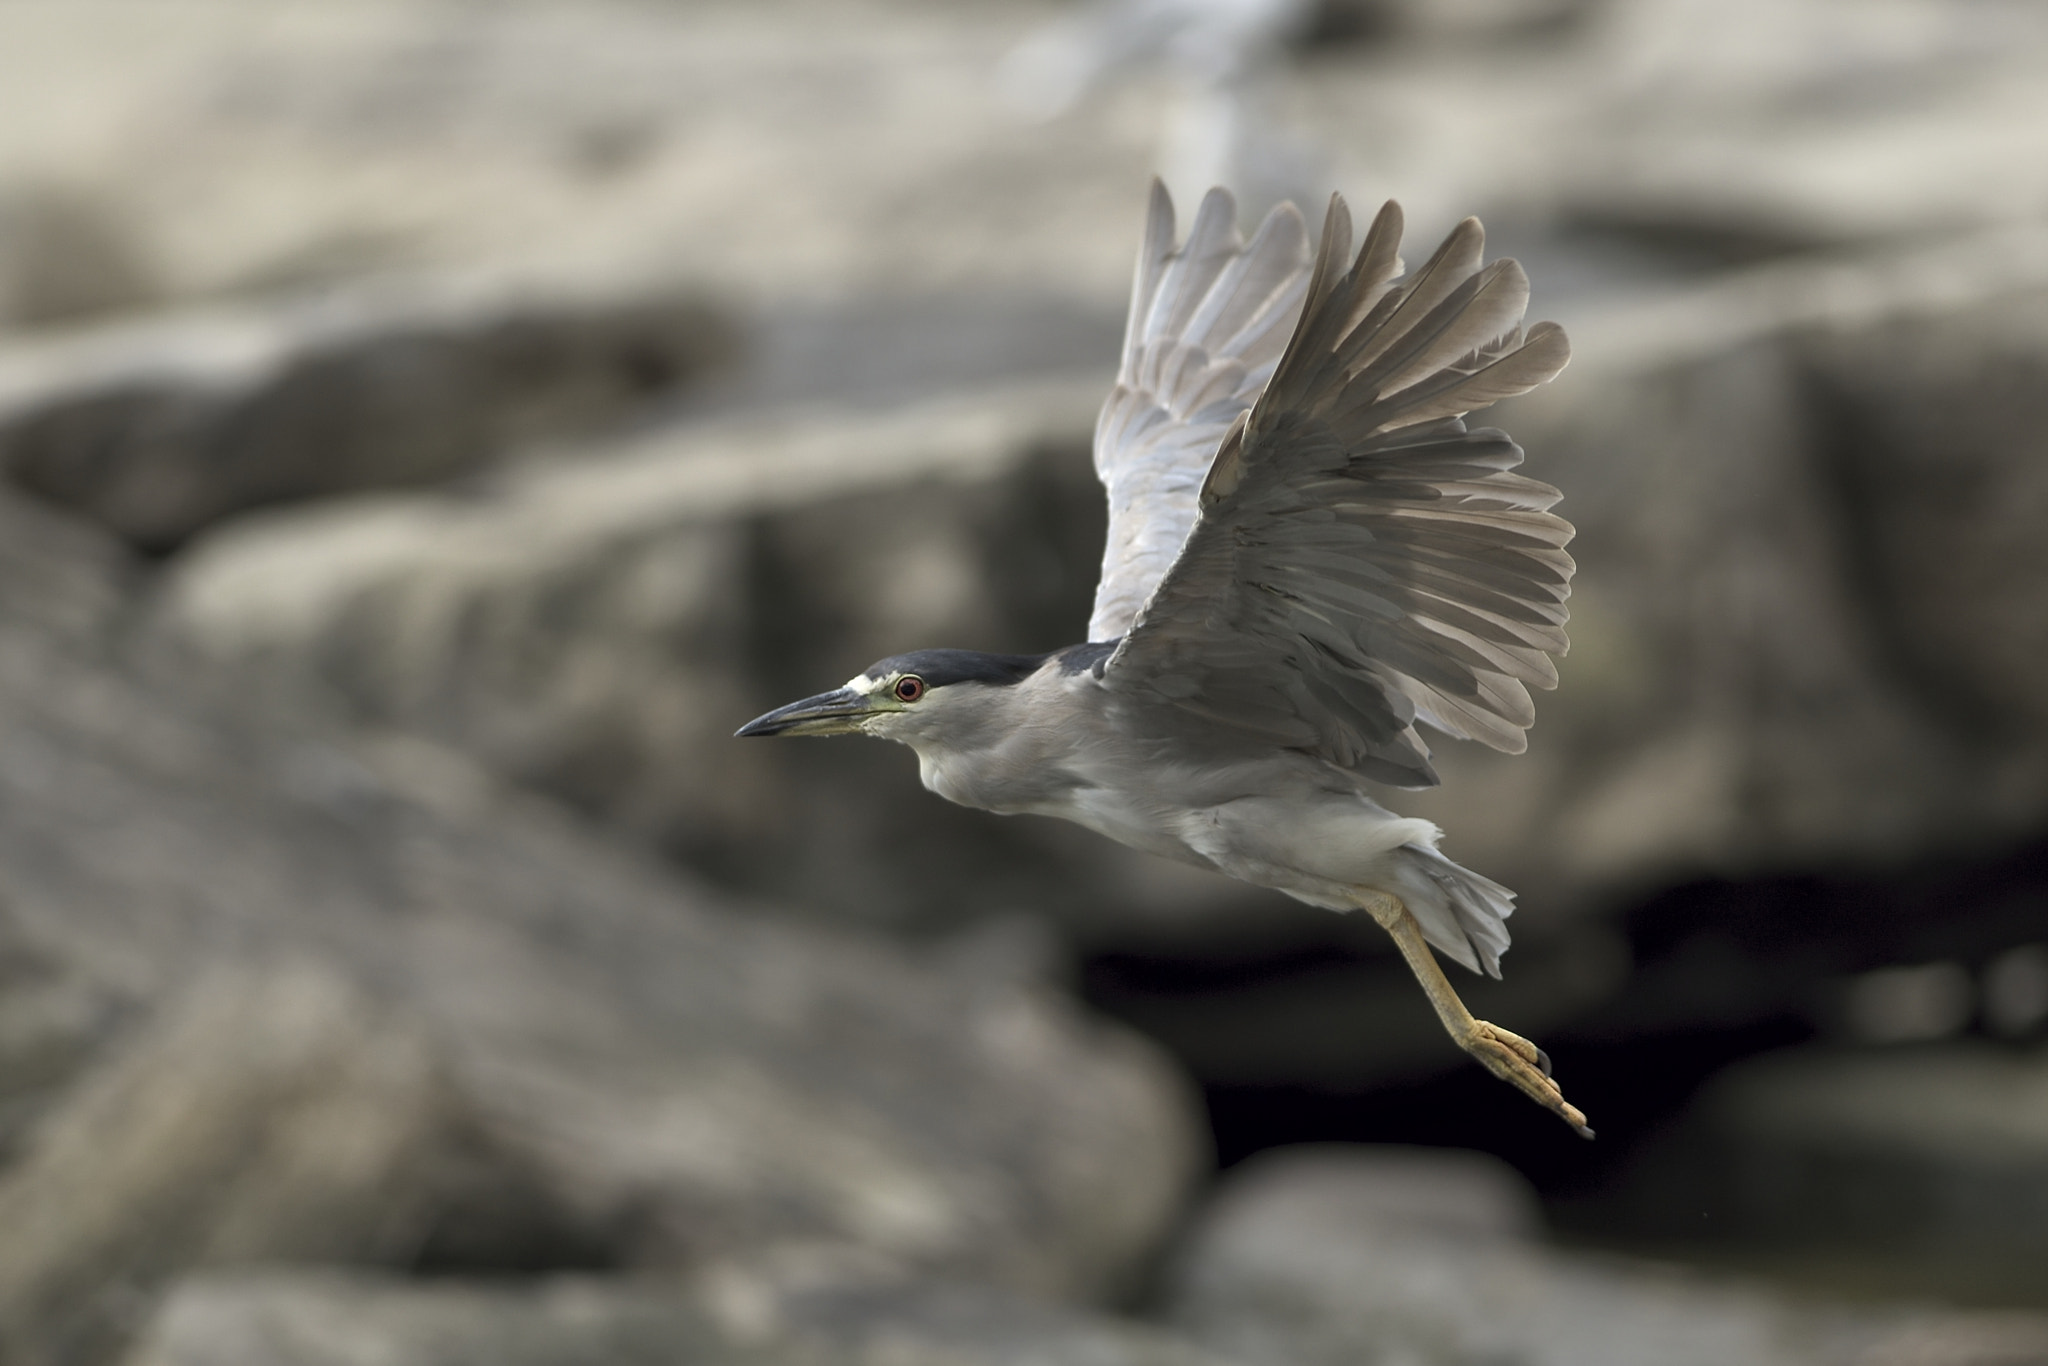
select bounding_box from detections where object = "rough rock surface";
[152,231,2048,948]
[742,1276,1232,1366]
[3,1,2047,309]
[1595,1043,2048,1290]
[123,1270,1235,1366]
[153,379,1271,942]
[0,183,157,329]
[0,967,606,1366]
[0,481,135,647]
[0,273,732,549]
[1163,1144,2048,1366]
[1396,234,2048,915]
[123,1275,741,1366]
[0,491,1202,1366]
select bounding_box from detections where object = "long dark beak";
[735,687,872,738]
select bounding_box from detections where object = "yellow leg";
[1357,890,1594,1139]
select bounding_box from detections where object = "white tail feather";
[1389,843,1516,978]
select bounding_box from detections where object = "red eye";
[893,675,926,703]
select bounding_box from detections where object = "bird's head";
[735,649,1051,746]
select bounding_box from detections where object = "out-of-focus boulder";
[1590,1042,2048,1301]
[153,379,1279,942]
[726,1275,1235,1366]
[146,229,2048,1105]
[1180,1143,1547,1244]
[0,271,734,549]
[0,485,134,646]
[0,184,157,329]
[0,492,1204,1365]
[1400,230,2048,916]
[122,1270,1237,1366]
[0,495,137,1168]
[123,1275,738,1366]
[153,230,2048,939]
[0,967,599,1366]
[1798,289,2048,753]
[10,0,2048,325]
[1163,1143,2048,1366]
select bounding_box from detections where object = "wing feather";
[1086,182,1315,643]
[1104,193,1575,787]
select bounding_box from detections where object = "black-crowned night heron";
[739,184,1588,1137]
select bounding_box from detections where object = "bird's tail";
[1390,842,1516,979]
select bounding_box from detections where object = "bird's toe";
[1466,1020,1590,1137]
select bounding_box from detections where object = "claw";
[1355,890,1594,1139]
[1465,1021,1591,1138]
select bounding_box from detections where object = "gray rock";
[156,232,2048,938]
[1164,1143,2048,1366]
[1597,1043,2048,1285]
[1394,230,2048,915]
[0,966,612,1366]
[10,0,2048,323]
[150,230,2048,1071]
[0,487,135,647]
[122,1274,741,1366]
[726,1274,1238,1366]
[0,184,158,329]
[0,502,1203,1364]
[1798,289,2048,755]
[122,1269,1237,1366]
[153,379,1280,943]
[1176,1143,1545,1246]
[0,271,734,549]
[0,495,137,1164]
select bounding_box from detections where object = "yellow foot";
[1461,1019,1593,1139]
[1354,889,1595,1139]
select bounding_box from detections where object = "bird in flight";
[739,182,1586,1136]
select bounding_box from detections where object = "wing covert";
[1086,182,1316,642]
[1104,195,1575,788]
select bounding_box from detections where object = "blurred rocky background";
[4,0,2048,1362]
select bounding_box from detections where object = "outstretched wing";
[1086,182,1316,642]
[1102,195,1574,788]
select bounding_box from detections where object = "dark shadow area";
[1083,834,2048,1242]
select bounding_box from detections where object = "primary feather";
[1097,188,1576,788]
[1088,182,1316,643]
